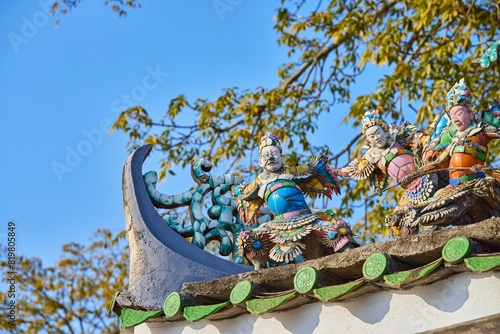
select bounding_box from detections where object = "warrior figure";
[400,78,500,227]
[234,132,356,269]
[422,78,500,181]
[333,110,437,236]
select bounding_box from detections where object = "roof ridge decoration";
[130,139,355,270]
[114,111,500,323]
[385,78,500,234]
[120,145,252,310]
[112,232,500,328]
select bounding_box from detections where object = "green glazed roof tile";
[383,257,444,288]
[113,225,500,325]
[183,301,231,322]
[119,308,163,328]
[294,266,318,294]
[230,280,253,305]
[465,254,500,273]
[363,253,388,281]
[246,291,297,316]
[313,278,366,302]
[442,236,471,263]
[164,292,183,318]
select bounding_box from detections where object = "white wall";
[134,271,500,334]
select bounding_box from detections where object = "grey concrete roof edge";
[124,144,251,274]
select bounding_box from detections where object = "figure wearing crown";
[233,132,356,269]
[333,110,437,236]
[422,78,500,180]
[388,78,500,229]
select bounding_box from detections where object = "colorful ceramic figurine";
[390,78,500,228]
[333,110,436,236]
[422,79,500,180]
[234,132,356,269]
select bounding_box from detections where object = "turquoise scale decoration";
[476,39,499,69]
[144,157,257,263]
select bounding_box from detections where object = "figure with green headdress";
[388,78,500,229]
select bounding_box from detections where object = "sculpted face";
[449,105,472,131]
[259,145,284,172]
[365,125,388,149]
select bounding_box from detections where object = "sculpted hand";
[316,147,330,164]
[400,172,418,188]
[232,182,247,197]
[470,164,485,173]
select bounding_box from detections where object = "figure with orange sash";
[389,78,500,228]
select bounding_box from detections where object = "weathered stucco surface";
[135,271,500,334]
[181,217,500,298]
[115,146,500,333]
[121,145,250,310]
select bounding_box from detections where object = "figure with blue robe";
[234,132,356,269]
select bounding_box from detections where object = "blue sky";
[0,1,390,266]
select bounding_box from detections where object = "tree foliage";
[47,2,500,241]
[50,0,141,25]
[110,0,500,242]
[0,230,128,333]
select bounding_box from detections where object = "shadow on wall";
[341,273,471,329]
[420,275,471,313]
[273,303,322,333]
[179,314,258,333]
[342,291,392,324]
[407,273,471,329]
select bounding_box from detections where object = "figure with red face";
[391,78,500,229]
[422,78,500,183]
